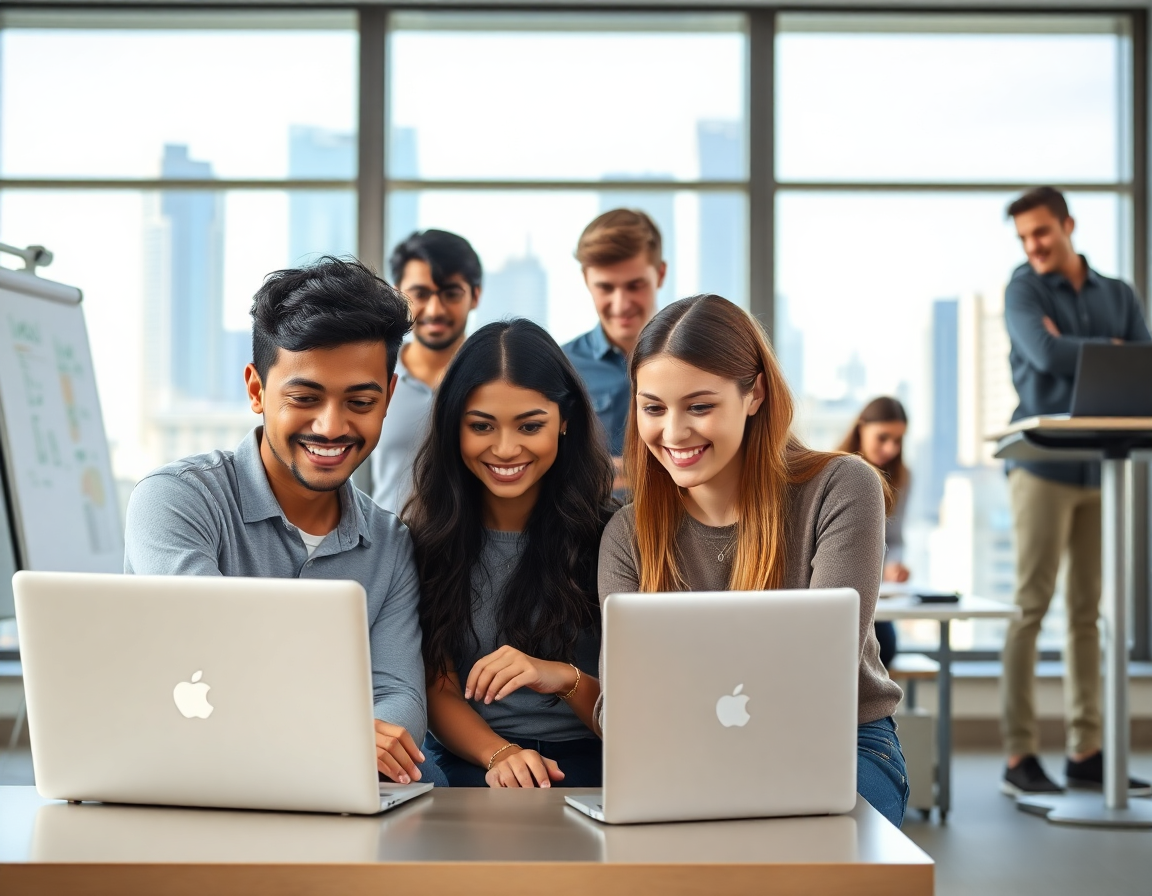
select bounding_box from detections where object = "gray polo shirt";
[1005,258,1152,487]
[123,427,427,741]
[370,351,435,515]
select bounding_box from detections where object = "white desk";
[994,415,1152,827]
[875,591,1021,821]
[0,786,934,895]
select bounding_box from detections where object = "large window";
[776,13,1134,652]
[0,8,1147,660]
[386,12,749,342]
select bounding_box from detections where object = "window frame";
[0,4,1147,664]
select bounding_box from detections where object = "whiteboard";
[0,268,122,581]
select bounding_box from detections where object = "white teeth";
[668,446,706,460]
[304,444,348,457]
[489,463,527,476]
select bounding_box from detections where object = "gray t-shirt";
[596,454,903,727]
[370,352,434,515]
[451,529,599,743]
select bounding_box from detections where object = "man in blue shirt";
[124,257,443,787]
[563,210,666,489]
[999,188,1152,797]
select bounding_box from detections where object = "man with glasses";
[371,230,483,514]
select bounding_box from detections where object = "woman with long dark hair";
[837,397,911,668]
[597,294,909,826]
[404,319,614,788]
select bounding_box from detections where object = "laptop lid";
[1070,343,1152,417]
[14,571,385,815]
[598,589,859,824]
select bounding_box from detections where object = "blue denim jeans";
[424,733,602,788]
[857,716,909,827]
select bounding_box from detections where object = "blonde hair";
[626,295,858,592]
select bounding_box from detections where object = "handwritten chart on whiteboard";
[0,269,121,573]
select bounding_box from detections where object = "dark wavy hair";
[250,255,410,381]
[404,319,615,682]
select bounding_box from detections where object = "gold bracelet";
[487,743,520,771]
[559,664,580,701]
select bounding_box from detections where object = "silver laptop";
[566,588,859,824]
[13,571,432,815]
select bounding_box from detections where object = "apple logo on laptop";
[173,670,213,719]
[716,683,751,728]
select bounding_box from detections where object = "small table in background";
[875,591,1021,822]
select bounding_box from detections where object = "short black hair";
[389,229,482,289]
[250,256,412,382]
[1007,186,1070,222]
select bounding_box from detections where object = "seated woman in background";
[404,319,614,788]
[837,397,911,669]
[597,294,908,827]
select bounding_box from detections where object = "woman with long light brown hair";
[837,396,911,669]
[596,294,909,826]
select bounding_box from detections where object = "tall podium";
[994,417,1152,828]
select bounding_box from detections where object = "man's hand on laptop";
[485,746,566,789]
[374,720,424,784]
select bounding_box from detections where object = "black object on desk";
[914,591,960,604]
[1070,344,1152,417]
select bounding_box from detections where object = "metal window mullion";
[353,5,388,498]
[748,8,775,337]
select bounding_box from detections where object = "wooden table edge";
[1,859,934,896]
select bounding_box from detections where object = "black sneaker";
[1001,756,1064,796]
[1065,752,1152,796]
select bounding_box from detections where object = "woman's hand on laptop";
[464,645,579,704]
[374,720,424,784]
[485,747,566,789]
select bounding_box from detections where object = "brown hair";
[1006,186,1069,223]
[626,294,858,593]
[575,208,663,270]
[836,396,907,511]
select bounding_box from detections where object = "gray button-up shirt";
[124,427,427,741]
[1005,258,1152,487]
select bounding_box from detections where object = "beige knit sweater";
[596,454,904,726]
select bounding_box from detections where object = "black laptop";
[1069,344,1152,417]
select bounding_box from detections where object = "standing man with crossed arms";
[1000,187,1151,796]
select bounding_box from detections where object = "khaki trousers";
[1001,467,1102,758]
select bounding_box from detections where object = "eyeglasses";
[404,284,470,305]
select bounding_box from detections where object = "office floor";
[2,746,1150,893]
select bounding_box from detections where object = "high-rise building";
[697,120,746,308]
[473,251,549,330]
[925,297,960,522]
[148,144,248,407]
[774,291,805,399]
[598,174,676,306]
[288,126,356,265]
[143,144,252,464]
[956,288,1015,467]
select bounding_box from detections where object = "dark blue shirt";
[1005,258,1152,487]
[563,325,631,457]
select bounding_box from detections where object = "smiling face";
[246,340,395,494]
[1013,205,1076,276]
[583,253,666,354]
[858,420,906,469]
[460,380,564,522]
[634,355,764,491]
[399,259,479,351]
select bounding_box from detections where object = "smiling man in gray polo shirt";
[124,256,442,786]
